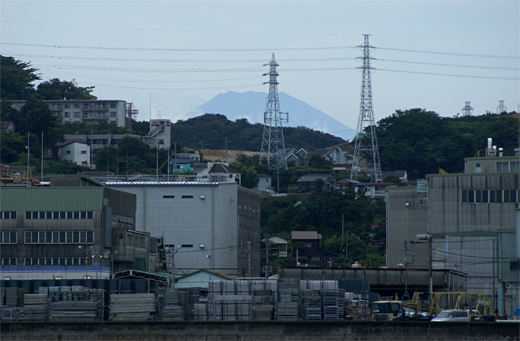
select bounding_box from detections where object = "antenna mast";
[259,53,288,172]
[351,34,382,182]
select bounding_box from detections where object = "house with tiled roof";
[291,231,337,266]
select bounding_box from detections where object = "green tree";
[308,154,332,170]
[0,131,25,164]
[0,55,40,100]
[36,78,95,100]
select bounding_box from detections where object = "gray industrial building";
[104,181,261,277]
[0,181,156,280]
[386,148,519,316]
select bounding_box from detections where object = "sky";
[1,1,518,137]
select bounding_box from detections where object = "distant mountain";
[186,91,356,141]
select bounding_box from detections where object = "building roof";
[297,174,334,183]
[291,231,322,240]
[209,163,240,174]
[177,268,237,281]
[0,187,107,211]
[55,139,87,148]
[1,121,14,129]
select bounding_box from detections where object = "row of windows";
[0,211,17,219]
[24,257,86,266]
[25,211,93,220]
[461,190,518,204]
[25,231,93,244]
[497,161,519,173]
[2,257,90,266]
[1,231,17,244]
[162,195,195,199]
[127,234,147,248]
[54,103,115,109]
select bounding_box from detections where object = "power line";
[376,68,519,81]
[377,46,519,59]
[376,58,519,71]
[1,42,356,52]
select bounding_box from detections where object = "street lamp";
[78,245,93,279]
[166,246,181,289]
[108,249,118,279]
[206,254,212,283]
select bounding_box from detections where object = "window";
[74,104,80,109]
[66,150,71,154]
[305,243,312,248]
[163,195,175,198]
[1,231,17,244]
[74,112,81,118]
[110,112,117,117]
[64,112,70,118]
[87,212,93,219]
[81,211,87,219]
[2,211,16,219]
[80,150,87,154]
[110,103,117,108]
[64,103,71,109]
[74,211,80,219]
[510,260,520,271]
[2,258,16,266]
[181,244,193,248]
[182,195,193,199]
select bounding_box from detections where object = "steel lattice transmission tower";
[260,53,288,170]
[350,34,382,182]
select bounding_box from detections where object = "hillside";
[170,113,345,152]
[186,91,356,141]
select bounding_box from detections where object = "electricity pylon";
[350,34,382,182]
[260,53,288,172]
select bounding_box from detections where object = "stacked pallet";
[160,290,184,320]
[322,289,339,320]
[23,294,49,321]
[109,293,156,321]
[47,286,104,322]
[212,295,252,321]
[193,302,208,321]
[301,290,321,320]
[275,279,299,320]
[4,288,24,307]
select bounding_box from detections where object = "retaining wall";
[1,321,518,341]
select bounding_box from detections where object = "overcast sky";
[1,1,518,136]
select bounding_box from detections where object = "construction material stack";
[47,286,104,322]
[23,294,49,321]
[159,289,185,320]
[275,278,300,320]
[109,293,156,321]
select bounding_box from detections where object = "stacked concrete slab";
[109,293,156,321]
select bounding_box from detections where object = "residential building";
[197,162,241,185]
[0,182,156,280]
[265,235,288,258]
[103,181,261,277]
[334,178,360,192]
[142,119,171,150]
[291,231,337,266]
[1,121,15,133]
[10,100,134,128]
[296,174,335,192]
[56,139,91,167]
[353,181,397,201]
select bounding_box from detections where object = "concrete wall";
[2,321,518,340]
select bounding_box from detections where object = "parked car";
[431,309,470,322]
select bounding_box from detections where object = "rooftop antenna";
[259,53,288,191]
[350,34,382,182]
[462,101,474,116]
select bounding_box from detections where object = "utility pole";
[259,53,288,192]
[350,34,382,182]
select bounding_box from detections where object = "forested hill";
[167,114,346,151]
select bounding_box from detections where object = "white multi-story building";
[56,140,91,167]
[104,181,261,277]
[10,100,133,128]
